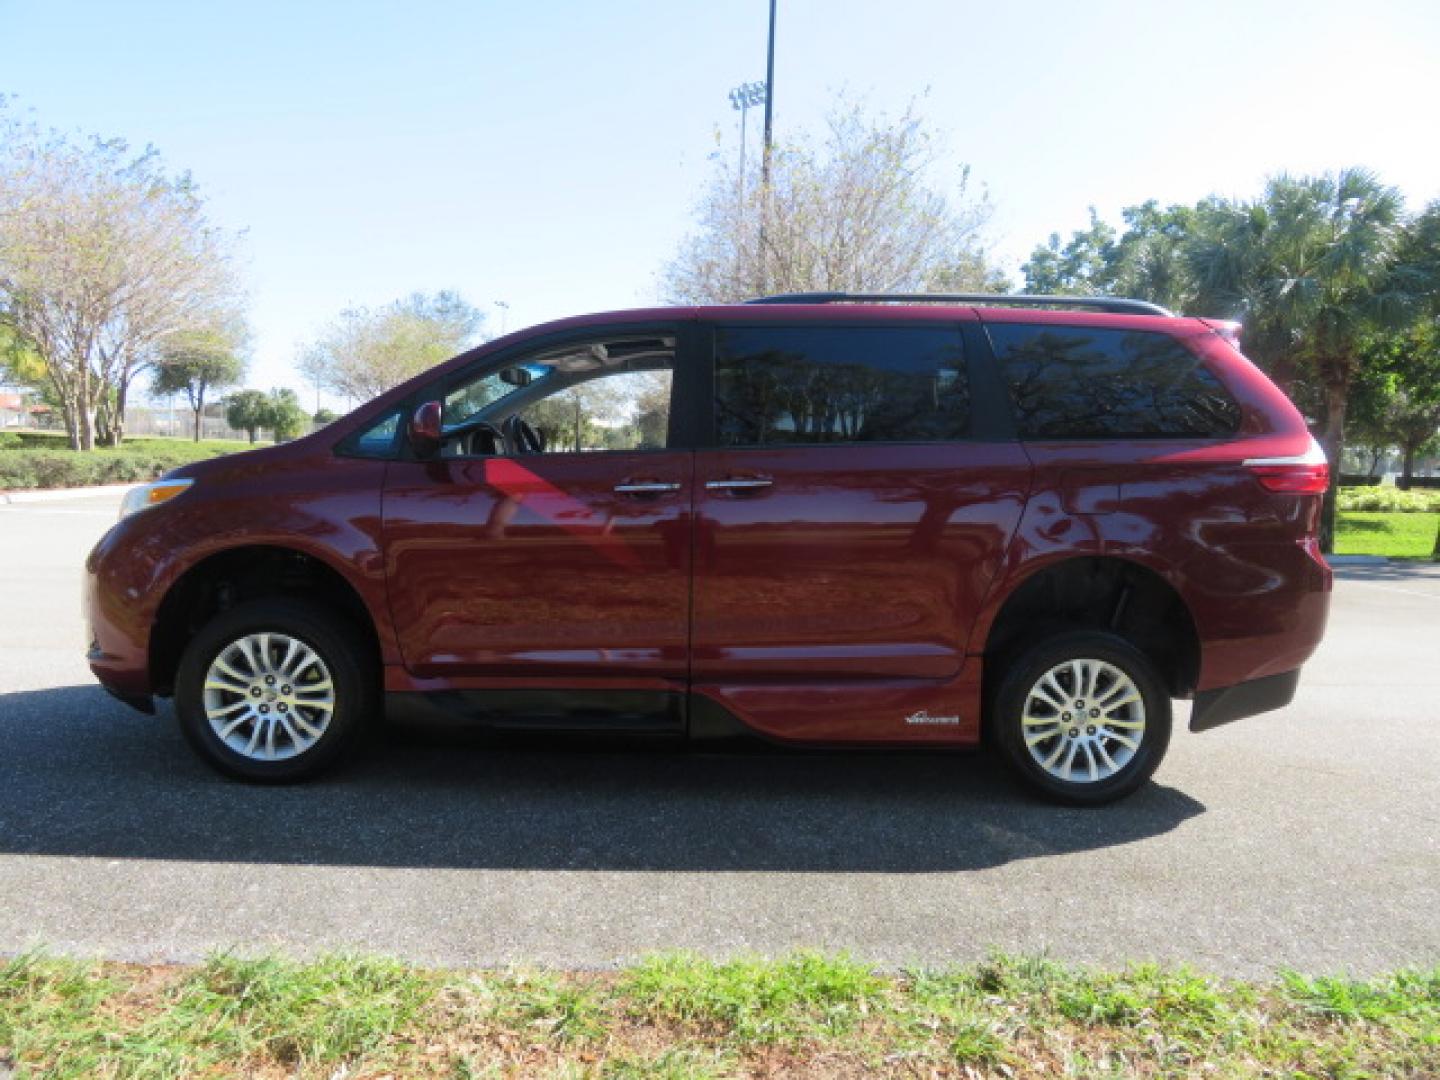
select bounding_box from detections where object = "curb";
[0,483,136,505]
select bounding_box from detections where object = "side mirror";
[409,401,444,459]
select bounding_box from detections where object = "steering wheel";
[441,415,504,457]
[502,414,545,455]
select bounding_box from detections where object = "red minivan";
[85,294,1331,803]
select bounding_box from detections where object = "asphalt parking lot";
[0,490,1437,977]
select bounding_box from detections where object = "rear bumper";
[1190,668,1300,732]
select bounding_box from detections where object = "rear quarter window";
[987,324,1241,439]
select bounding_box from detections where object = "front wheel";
[174,599,374,782]
[992,631,1171,805]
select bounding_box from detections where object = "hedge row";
[0,439,253,490]
[1336,485,1440,513]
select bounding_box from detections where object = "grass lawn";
[2,951,1438,1078]
[1335,511,1440,558]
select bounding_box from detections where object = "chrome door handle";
[705,477,773,491]
[613,481,681,494]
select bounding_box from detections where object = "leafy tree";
[299,291,483,402]
[151,329,245,441]
[0,104,245,449]
[1350,324,1440,486]
[1021,201,1196,311]
[225,389,271,444]
[265,388,307,442]
[1186,169,1413,549]
[1021,209,1117,296]
[662,99,1000,303]
[312,407,340,426]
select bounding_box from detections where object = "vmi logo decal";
[905,710,961,725]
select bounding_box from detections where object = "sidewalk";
[0,483,135,505]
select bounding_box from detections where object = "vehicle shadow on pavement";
[0,686,1205,873]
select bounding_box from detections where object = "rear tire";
[992,630,1171,805]
[174,599,374,782]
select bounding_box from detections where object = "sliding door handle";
[704,477,773,491]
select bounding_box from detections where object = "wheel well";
[150,546,380,696]
[984,557,1200,701]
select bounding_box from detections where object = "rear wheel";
[174,599,374,782]
[992,630,1171,805]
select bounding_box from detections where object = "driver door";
[381,325,696,683]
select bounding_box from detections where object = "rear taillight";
[1243,437,1330,494]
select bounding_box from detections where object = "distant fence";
[123,406,327,442]
[1,405,328,443]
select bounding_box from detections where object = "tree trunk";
[62,396,81,451]
[1317,377,1349,555]
[193,406,203,442]
[109,377,130,446]
[78,404,96,452]
[1399,445,1416,491]
[1367,446,1382,478]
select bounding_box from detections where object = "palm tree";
[1187,169,1412,549]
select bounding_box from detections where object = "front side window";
[441,335,677,456]
[988,324,1242,438]
[713,326,970,447]
[518,368,672,453]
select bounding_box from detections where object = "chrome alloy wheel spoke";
[202,632,335,762]
[1021,658,1146,784]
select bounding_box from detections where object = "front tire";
[174,599,374,782]
[992,630,1171,805]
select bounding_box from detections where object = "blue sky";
[5,0,1439,406]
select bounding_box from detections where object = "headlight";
[119,479,193,520]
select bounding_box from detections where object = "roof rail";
[742,292,1175,317]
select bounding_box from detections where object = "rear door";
[691,317,1032,688]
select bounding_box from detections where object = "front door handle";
[613,481,681,495]
[705,477,774,491]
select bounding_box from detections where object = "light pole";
[729,80,767,201]
[757,0,778,286]
[761,0,776,188]
[493,299,510,336]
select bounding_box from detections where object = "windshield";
[443,364,551,428]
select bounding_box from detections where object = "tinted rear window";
[988,324,1241,439]
[714,326,969,447]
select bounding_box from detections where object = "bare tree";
[0,106,246,448]
[662,100,1003,304]
[299,291,483,403]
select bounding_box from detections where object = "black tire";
[991,630,1171,806]
[174,598,375,782]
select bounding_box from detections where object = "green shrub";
[0,439,257,490]
[1337,486,1440,513]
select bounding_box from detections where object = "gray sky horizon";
[6,0,1439,410]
